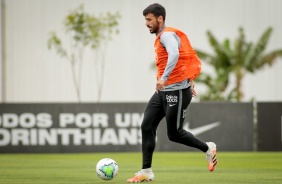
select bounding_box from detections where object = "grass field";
[0,152,282,184]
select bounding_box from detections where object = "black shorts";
[142,87,192,135]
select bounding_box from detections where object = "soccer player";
[127,3,217,183]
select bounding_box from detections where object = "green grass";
[0,152,282,183]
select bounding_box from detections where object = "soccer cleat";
[127,168,154,183]
[206,142,217,172]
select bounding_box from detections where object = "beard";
[148,21,160,34]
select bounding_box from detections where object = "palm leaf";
[195,49,214,62]
[254,49,282,70]
[195,72,213,88]
[245,27,273,71]
[227,87,238,101]
[234,27,245,65]
[206,31,233,69]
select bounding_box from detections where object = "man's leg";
[141,92,164,169]
[127,92,164,183]
[165,88,217,172]
[165,88,208,152]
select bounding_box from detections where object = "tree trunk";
[235,68,244,101]
[70,56,81,102]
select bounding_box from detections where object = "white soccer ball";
[96,158,118,180]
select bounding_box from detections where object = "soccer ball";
[96,158,118,180]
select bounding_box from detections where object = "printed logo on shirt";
[166,95,178,103]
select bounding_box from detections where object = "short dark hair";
[143,3,166,21]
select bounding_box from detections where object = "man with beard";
[127,3,217,183]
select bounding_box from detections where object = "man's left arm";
[156,32,180,90]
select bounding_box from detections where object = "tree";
[48,5,120,102]
[195,27,282,101]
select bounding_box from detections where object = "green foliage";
[63,6,120,49]
[48,5,120,52]
[47,5,120,101]
[48,32,67,57]
[195,27,282,101]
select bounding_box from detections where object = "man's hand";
[190,80,197,97]
[156,79,165,93]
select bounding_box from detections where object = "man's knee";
[167,129,186,142]
[168,132,180,142]
[141,119,153,133]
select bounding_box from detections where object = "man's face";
[144,13,161,34]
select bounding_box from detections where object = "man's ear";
[157,15,164,22]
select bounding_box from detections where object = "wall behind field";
[1,0,282,103]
